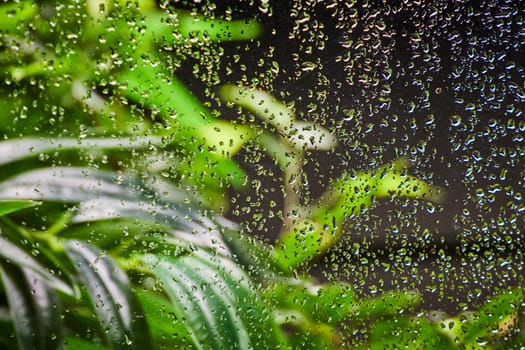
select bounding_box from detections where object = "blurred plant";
[0,0,261,209]
[0,1,523,350]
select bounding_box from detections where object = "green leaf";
[0,200,40,216]
[0,1,38,34]
[353,290,422,320]
[135,289,194,349]
[145,250,285,350]
[0,166,204,226]
[0,166,232,253]
[268,281,358,325]
[219,84,296,132]
[369,316,456,350]
[0,263,64,350]
[59,218,169,252]
[0,136,162,167]
[118,64,250,188]
[273,159,443,271]
[65,337,111,350]
[219,85,337,151]
[120,64,252,154]
[0,306,15,349]
[64,240,152,350]
[461,289,524,347]
[220,225,281,277]
[281,320,339,350]
[0,235,73,295]
[0,166,129,204]
[175,10,263,42]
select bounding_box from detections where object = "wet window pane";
[0,1,523,349]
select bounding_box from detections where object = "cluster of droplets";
[240,0,525,313]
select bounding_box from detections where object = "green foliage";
[65,241,152,349]
[0,1,523,349]
[0,263,63,350]
[0,200,40,216]
[146,252,283,349]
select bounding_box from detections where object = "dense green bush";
[0,1,523,349]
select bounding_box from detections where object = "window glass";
[0,1,523,349]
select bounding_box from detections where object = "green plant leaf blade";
[135,289,195,348]
[0,305,15,349]
[0,263,63,350]
[0,1,38,34]
[175,10,263,42]
[0,136,162,167]
[353,290,422,320]
[0,200,40,216]
[459,288,524,347]
[274,159,444,271]
[64,337,111,350]
[64,240,151,350]
[0,166,232,253]
[149,255,243,350]
[0,235,73,295]
[369,316,456,350]
[268,280,358,325]
[146,251,285,350]
[119,64,253,158]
